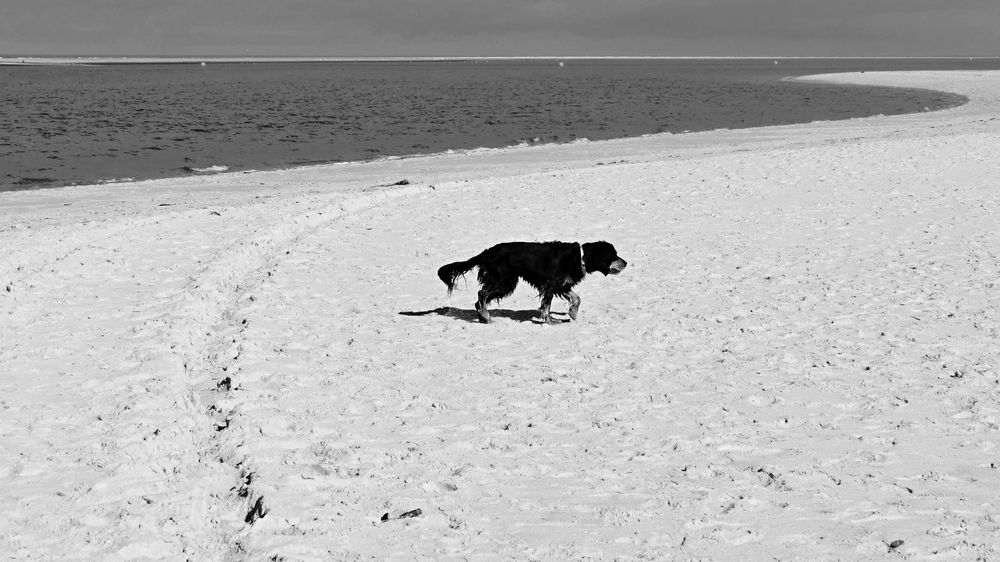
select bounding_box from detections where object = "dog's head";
[582,241,627,276]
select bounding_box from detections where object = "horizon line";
[3,54,998,65]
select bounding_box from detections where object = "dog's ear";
[582,241,614,274]
[582,241,626,275]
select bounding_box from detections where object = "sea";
[2,57,999,192]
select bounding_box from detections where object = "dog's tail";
[437,253,482,296]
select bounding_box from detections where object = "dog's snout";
[609,258,627,274]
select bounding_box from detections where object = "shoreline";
[0,70,986,206]
[1,60,981,193]
[31,80,978,192]
[2,70,1000,559]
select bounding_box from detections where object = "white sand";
[2,71,999,560]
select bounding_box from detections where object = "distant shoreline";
[3,55,998,66]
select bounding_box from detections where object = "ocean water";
[2,57,997,192]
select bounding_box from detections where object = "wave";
[183,165,230,174]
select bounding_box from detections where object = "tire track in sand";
[0,182,433,559]
[176,182,436,557]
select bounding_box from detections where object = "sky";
[1,0,998,57]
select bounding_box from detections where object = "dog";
[437,241,627,324]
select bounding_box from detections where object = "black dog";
[437,241,627,324]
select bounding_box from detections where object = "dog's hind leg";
[475,289,493,323]
[476,270,517,324]
[565,290,581,321]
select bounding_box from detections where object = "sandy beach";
[2,70,999,560]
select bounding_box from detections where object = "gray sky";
[1,0,997,57]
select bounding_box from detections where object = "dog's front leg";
[538,292,555,324]
[566,291,581,321]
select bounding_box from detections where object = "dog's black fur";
[438,241,627,324]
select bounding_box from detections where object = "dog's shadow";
[398,307,570,324]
